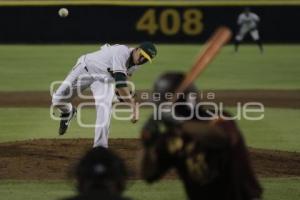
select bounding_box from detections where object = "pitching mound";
[0,139,300,180]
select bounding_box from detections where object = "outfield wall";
[0,1,300,43]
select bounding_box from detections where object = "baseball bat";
[174,26,232,98]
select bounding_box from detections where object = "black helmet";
[153,72,198,103]
[153,72,199,117]
[75,147,127,194]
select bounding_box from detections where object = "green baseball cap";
[139,42,157,63]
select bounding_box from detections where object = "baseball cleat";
[58,107,77,135]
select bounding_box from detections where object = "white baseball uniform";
[236,12,260,41]
[52,44,140,147]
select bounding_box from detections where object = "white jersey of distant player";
[238,12,259,29]
[84,44,140,81]
[236,12,261,41]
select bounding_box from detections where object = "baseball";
[58,8,69,18]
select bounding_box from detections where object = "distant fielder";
[235,8,263,53]
[52,42,157,148]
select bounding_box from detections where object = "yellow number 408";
[136,9,203,36]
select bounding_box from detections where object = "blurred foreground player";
[140,72,263,200]
[63,147,131,200]
[235,8,263,53]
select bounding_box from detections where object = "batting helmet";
[153,72,199,116]
[75,147,128,194]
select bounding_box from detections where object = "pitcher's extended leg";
[91,80,115,148]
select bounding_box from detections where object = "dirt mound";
[249,147,300,177]
[0,139,299,180]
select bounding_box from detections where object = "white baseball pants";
[52,56,115,148]
[236,25,260,41]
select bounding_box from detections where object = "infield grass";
[0,178,299,200]
[0,44,299,200]
[0,107,299,152]
[0,44,299,91]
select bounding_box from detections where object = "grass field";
[0,107,299,152]
[0,45,299,91]
[0,44,299,200]
[1,178,300,200]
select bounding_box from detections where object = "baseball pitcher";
[52,42,157,148]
